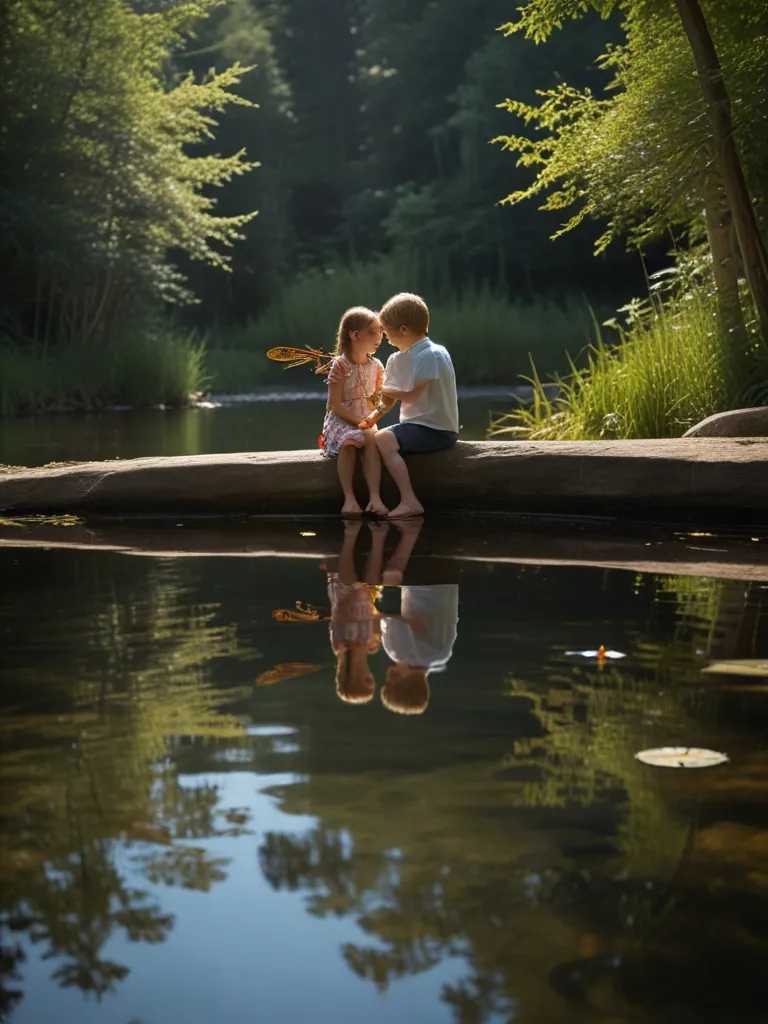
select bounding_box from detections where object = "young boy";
[380,580,459,715]
[358,292,459,518]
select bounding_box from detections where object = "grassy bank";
[1,258,601,414]
[490,289,764,440]
[0,329,207,416]
[205,258,596,392]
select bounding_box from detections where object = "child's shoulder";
[326,353,351,383]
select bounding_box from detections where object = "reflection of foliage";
[254,572,768,1024]
[503,576,767,874]
[656,575,765,663]
[504,668,693,874]
[3,838,174,1003]
[0,557,250,1013]
[0,940,25,1019]
[136,846,229,893]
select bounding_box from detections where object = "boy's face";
[381,321,414,350]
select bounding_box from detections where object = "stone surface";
[1,438,768,515]
[1,517,767,582]
[683,407,768,438]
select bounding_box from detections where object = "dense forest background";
[1,0,766,433]
[178,0,631,321]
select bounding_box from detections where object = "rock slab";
[683,407,768,438]
[1,438,767,516]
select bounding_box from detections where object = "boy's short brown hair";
[379,293,429,336]
[381,667,429,715]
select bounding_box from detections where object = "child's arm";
[382,380,430,403]
[329,378,363,426]
[358,394,396,429]
[360,379,429,428]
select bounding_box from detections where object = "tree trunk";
[703,172,744,341]
[675,0,768,345]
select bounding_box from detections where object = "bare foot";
[391,516,424,532]
[381,568,403,586]
[367,520,389,535]
[366,498,389,517]
[387,501,424,519]
[341,501,364,517]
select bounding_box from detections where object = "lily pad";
[635,746,729,769]
[702,659,768,678]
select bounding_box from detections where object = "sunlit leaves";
[0,0,259,344]
[495,0,768,255]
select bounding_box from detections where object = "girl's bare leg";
[338,519,362,586]
[362,429,388,516]
[337,445,363,516]
[364,520,389,584]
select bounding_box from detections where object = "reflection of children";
[327,521,387,704]
[380,583,459,715]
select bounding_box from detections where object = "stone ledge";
[1,438,767,516]
[1,518,766,582]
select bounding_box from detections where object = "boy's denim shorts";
[384,422,459,456]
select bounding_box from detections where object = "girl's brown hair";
[335,648,375,704]
[335,306,378,358]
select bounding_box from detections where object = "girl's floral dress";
[319,354,384,458]
[327,575,381,653]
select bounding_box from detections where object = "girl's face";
[349,318,383,353]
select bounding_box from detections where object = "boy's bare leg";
[364,520,389,583]
[382,517,423,586]
[337,446,363,516]
[362,429,388,516]
[374,431,424,518]
[338,519,362,586]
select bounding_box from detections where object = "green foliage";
[490,286,764,439]
[181,0,628,325]
[494,0,768,254]
[350,0,621,288]
[1,0,258,350]
[0,328,207,416]
[204,257,594,390]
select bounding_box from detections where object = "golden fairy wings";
[267,346,335,375]
[272,601,331,623]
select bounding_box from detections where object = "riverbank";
[1,439,766,519]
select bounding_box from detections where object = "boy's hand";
[358,412,379,429]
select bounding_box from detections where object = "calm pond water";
[0,390,505,467]
[2,518,768,1024]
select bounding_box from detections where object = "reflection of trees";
[4,839,173,1001]
[0,940,24,1019]
[504,576,768,874]
[0,556,250,1013]
[256,574,768,1023]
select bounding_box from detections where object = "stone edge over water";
[1,439,767,516]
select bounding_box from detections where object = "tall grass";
[490,288,761,440]
[205,257,596,391]
[0,327,207,416]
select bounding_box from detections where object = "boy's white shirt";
[381,584,459,672]
[383,337,459,433]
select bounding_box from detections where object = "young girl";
[320,306,387,517]
[328,520,385,704]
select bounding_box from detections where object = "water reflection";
[0,532,767,1022]
[266,519,459,715]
